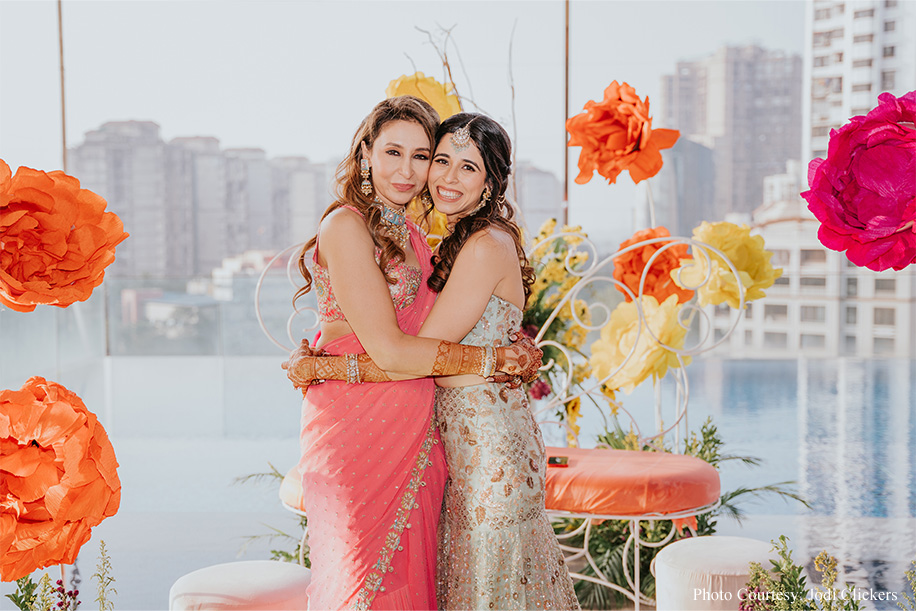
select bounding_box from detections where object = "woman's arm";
[302,209,537,379]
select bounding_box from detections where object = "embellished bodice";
[458,294,523,348]
[313,246,422,322]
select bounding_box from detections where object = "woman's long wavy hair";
[426,112,536,303]
[294,96,439,306]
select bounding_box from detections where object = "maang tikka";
[450,120,474,152]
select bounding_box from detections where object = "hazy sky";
[0,0,805,246]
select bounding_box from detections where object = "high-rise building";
[804,0,916,160]
[512,161,563,237]
[659,45,803,221]
[705,161,916,358]
[225,148,273,252]
[169,137,229,276]
[270,156,335,248]
[648,137,716,237]
[69,121,169,278]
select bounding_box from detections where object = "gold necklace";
[374,197,410,250]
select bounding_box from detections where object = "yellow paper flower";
[386,72,461,120]
[565,397,582,447]
[559,299,591,349]
[599,384,620,416]
[672,221,783,308]
[589,294,691,394]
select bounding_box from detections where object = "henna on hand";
[430,341,486,376]
[495,339,543,384]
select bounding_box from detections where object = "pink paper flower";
[528,380,552,400]
[801,91,916,271]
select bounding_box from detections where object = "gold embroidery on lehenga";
[434,295,579,610]
[353,417,438,611]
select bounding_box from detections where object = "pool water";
[572,358,916,609]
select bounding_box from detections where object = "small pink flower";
[801,90,916,271]
[528,380,552,400]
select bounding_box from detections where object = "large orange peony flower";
[566,81,679,185]
[0,377,121,581]
[613,226,693,304]
[0,159,128,312]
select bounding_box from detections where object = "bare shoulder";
[461,226,519,263]
[319,205,371,243]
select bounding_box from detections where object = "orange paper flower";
[614,226,694,304]
[566,81,679,185]
[0,159,128,312]
[0,377,121,582]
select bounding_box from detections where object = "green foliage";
[566,416,808,609]
[35,574,53,611]
[742,537,861,611]
[899,559,916,611]
[6,576,38,611]
[91,540,117,611]
[236,463,311,567]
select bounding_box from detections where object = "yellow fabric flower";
[560,224,584,246]
[599,384,620,416]
[673,221,783,309]
[537,218,558,240]
[589,294,691,394]
[572,363,592,386]
[386,72,461,120]
[565,397,581,447]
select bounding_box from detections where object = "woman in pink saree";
[288,98,541,610]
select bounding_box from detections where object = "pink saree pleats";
[298,226,446,611]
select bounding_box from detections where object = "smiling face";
[427,135,489,224]
[366,120,432,207]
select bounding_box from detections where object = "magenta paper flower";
[801,91,916,271]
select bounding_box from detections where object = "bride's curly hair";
[294,96,439,306]
[425,112,535,303]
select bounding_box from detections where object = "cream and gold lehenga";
[435,295,580,610]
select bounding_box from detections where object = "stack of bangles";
[345,353,361,384]
[479,345,496,378]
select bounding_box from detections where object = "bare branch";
[508,19,519,205]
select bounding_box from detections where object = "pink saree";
[298,225,447,611]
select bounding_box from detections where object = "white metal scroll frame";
[256,231,746,601]
[526,230,744,610]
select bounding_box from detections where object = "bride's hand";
[281,339,328,388]
[493,332,543,384]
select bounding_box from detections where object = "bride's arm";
[286,211,537,384]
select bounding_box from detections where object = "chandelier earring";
[360,158,373,196]
[469,186,491,216]
[420,190,433,208]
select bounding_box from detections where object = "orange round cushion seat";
[545,446,721,517]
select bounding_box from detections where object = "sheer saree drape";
[298,224,446,610]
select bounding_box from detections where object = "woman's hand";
[493,332,543,384]
[281,339,328,389]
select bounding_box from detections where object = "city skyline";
[1,0,807,249]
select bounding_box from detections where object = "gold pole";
[58,0,68,172]
[563,0,570,225]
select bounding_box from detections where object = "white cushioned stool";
[169,560,311,610]
[654,536,772,611]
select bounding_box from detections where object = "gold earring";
[481,186,491,204]
[360,158,372,196]
[420,191,433,207]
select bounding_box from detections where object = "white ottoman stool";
[169,560,311,610]
[654,536,772,611]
